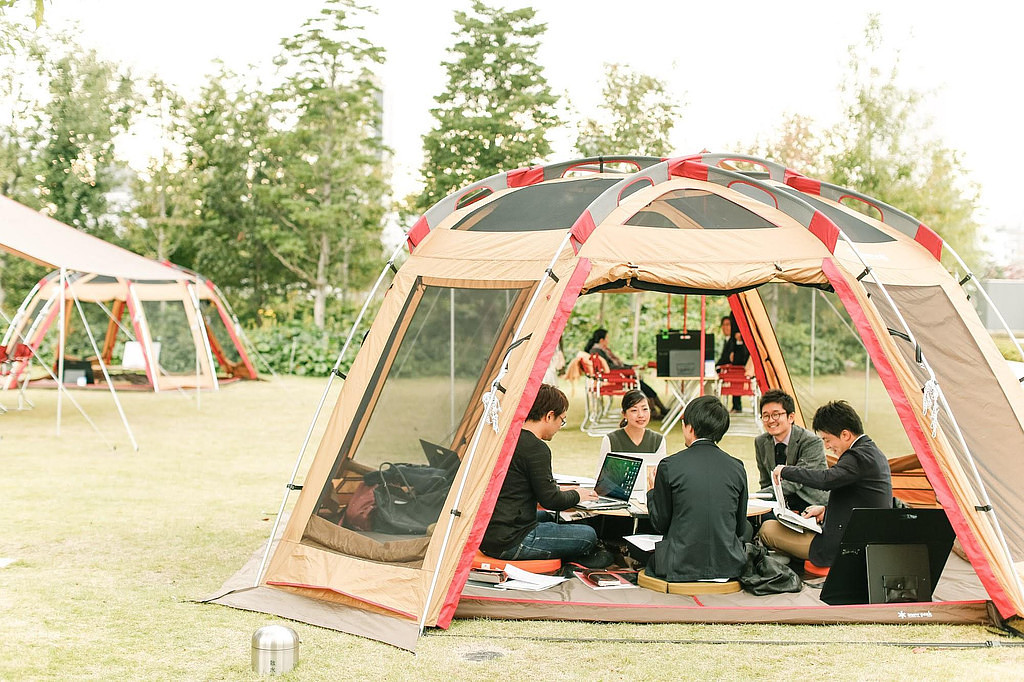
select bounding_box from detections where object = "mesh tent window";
[626,188,778,230]
[306,280,531,561]
[452,178,619,232]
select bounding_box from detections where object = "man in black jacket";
[481,384,611,567]
[759,400,892,567]
[646,396,750,582]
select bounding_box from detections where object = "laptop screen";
[593,453,644,501]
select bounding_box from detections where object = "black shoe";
[574,548,615,569]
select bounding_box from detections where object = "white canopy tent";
[0,196,220,449]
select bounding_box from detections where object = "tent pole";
[187,282,219,408]
[57,267,66,435]
[418,232,575,634]
[253,242,406,588]
[631,292,641,361]
[809,288,816,393]
[71,287,139,451]
[454,286,458,430]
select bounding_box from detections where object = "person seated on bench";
[646,395,750,582]
[584,328,668,419]
[596,389,667,481]
[754,389,828,514]
[481,384,613,568]
[759,400,893,568]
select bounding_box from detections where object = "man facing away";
[754,389,828,513]
[758,400,892,568]
[646,395,750,582]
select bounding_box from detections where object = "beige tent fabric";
[828,265,1024,616]
[265,252,584,626]
[0,196,187,280]
[251,159,1024,645]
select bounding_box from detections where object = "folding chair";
[0,343,35,411]
[717,364,759,435]
[581,353,639,436]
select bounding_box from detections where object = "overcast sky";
[18,1,1024,251]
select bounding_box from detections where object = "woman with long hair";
[595,390,667,493]
[584,328,669,419]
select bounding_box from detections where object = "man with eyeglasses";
[754,389,828,513]
[481,384,614,568]
[758,400,892,568]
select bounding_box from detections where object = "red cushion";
[473,550,562,575]
[804,559,830,577]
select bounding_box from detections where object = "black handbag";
[366,463,454,535]
[739,542,803,595]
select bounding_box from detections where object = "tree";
[827,16,980,268]
[575,63,680,157]
[0,0,45,27]
[415,1,560,210]
[123,79,196,264]
[256,0,389,329]
[745,113,829,179]
[749,16,981,269]
[183,67,283,322]
[32,36,137,240]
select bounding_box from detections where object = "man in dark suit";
[754,389,828,512]
[646,395,750,582]
[758,400,892,567]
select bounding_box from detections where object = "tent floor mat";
[454,552,994,625]
[26,375,244,391]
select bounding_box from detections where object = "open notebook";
[772,472,821,533]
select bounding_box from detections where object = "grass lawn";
[2,375,1023,680]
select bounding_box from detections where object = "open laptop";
[577,453,644,510]
[419,439,461,475]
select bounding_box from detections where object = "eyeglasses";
[560,416,567,427]
[760,411,788,422]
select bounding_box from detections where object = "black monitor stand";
[819,508,954,606]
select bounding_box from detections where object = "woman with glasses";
[481,384,614,568]
[753,389,828,512]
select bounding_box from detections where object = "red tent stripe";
[666,159,709,181]
[822,258,1015,618]
[569,210,597,247]
[786,175,822,195]
[914,223,944,260]
[727,295,767,390]
[506,166,545,188]
[437,259,593,628]
[406,215,429,252]
[808,211,839,253]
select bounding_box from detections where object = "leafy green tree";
[257,0,388,329]
[32,37,137,239]
[183,67,283,322]
[120,79,196,264]
[415,0,560,210]
[750,16,980,269]
[827,16,980,268]
[0,32,137,308]
[575,63,680,157]
[0,0,45,28]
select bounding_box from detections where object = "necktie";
[774,441,787,466]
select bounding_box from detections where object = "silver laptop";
[577,453,644,510]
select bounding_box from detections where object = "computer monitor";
[655,330,715,377]
[819,508,954,606]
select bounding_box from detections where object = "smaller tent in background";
[0,195,258,393]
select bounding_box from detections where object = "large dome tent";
[206,154,1024,650]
